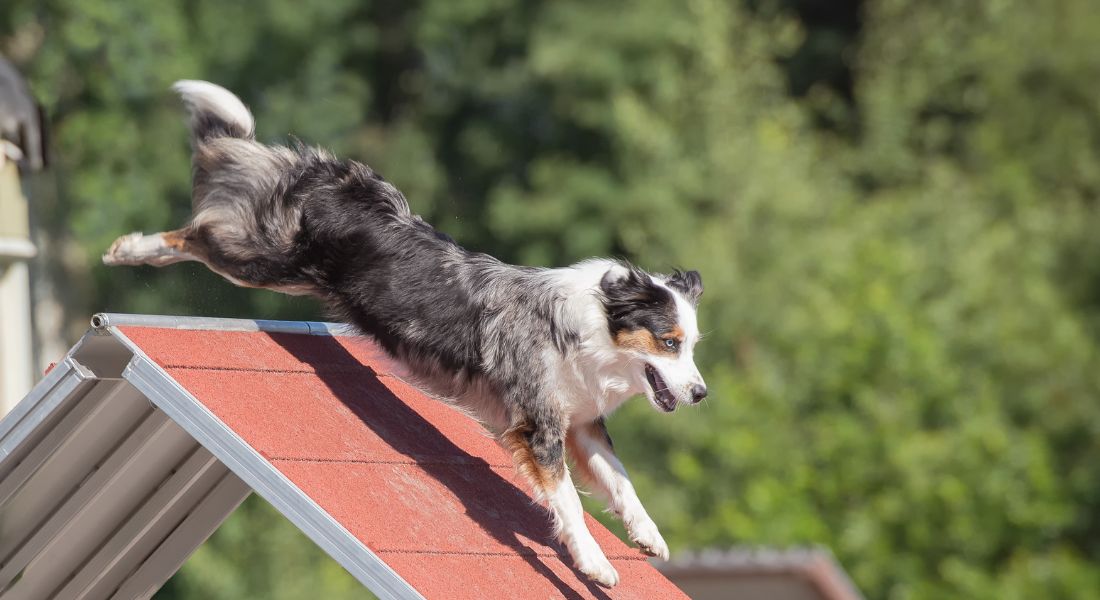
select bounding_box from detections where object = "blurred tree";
[3,0,1100,599]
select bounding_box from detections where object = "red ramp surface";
[120,325,687,599]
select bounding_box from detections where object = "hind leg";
[104,223,315,295]
[102,230,199,267]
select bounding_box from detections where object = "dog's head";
[600,264,705,412]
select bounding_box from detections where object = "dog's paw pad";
[629,519,669,560]
[568,536,619,588]
[576,553,619,588]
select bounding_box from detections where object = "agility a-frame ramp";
[0,313,687,600]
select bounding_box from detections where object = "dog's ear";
[600,264,649,303]
[667,270,703,305]
[599,263,633,292]
[600,264,663,321]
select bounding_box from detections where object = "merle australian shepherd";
[103,81,706,587]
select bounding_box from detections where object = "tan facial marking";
[615,326,685,355]
[614,329,663,354]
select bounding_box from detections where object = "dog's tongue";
[645,365,677,412]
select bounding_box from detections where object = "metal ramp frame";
[0,313,686,600]
[0,314,421,600]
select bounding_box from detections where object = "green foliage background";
[4,0,1100,597]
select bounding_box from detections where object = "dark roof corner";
[656,546,865,600]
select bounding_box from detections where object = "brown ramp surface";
[120,325,687,600]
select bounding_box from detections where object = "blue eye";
[664,338,679,350]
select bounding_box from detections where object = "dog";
[102,80,706,587]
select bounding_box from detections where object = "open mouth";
[644,364,677,412]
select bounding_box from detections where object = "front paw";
[628,517,669,560]
[569,537,620,587]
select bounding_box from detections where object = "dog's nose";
[690,384,707,403]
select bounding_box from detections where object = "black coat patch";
[599,266,680,339]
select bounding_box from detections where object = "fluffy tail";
[172,80,255,143]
